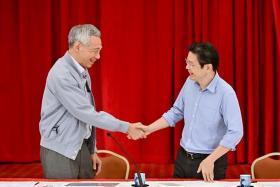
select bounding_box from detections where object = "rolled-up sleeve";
[162,83,186,127]
[219,91,243,150]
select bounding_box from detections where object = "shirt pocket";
[50,112,70,137]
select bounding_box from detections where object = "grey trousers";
[40,141,95,179]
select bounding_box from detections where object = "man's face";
[185,52,209,82]
[77,36,102,69]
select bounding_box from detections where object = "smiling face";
[185,52,208,82]
[71,36,102,69]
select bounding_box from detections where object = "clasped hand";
[127,123,151,140]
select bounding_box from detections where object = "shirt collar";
[205,72,219,93]
[68,52,87,78]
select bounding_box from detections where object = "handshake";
[127,122,151,140]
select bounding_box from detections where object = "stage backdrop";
[0,0,279,165]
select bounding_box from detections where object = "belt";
[181,147,209,160]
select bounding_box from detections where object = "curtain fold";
[0,0,279,165]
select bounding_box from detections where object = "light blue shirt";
[163,73,243,154]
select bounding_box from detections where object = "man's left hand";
[197,158,215,182]
[91,153,102,175]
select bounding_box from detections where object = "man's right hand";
[127,122,146,140]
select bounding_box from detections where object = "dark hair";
[188,42,219,72]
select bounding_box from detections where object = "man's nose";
[95,53,100,59]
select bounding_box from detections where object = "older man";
[39,24,145,179]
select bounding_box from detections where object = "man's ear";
[73,41,81,52]
[207,64,213,71]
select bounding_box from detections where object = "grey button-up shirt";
[70,55,92,139]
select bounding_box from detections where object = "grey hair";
[68,24,101,48]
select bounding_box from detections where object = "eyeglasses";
[185,59,198,68]
[81,43,102,55]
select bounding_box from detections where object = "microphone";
[107,132,147,187]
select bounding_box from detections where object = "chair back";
[251,152,280,179]
[95,150,130,179]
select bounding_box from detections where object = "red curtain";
[0,0,279,165]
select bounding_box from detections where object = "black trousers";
[173,147,227,179]
[40,140,95,179]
